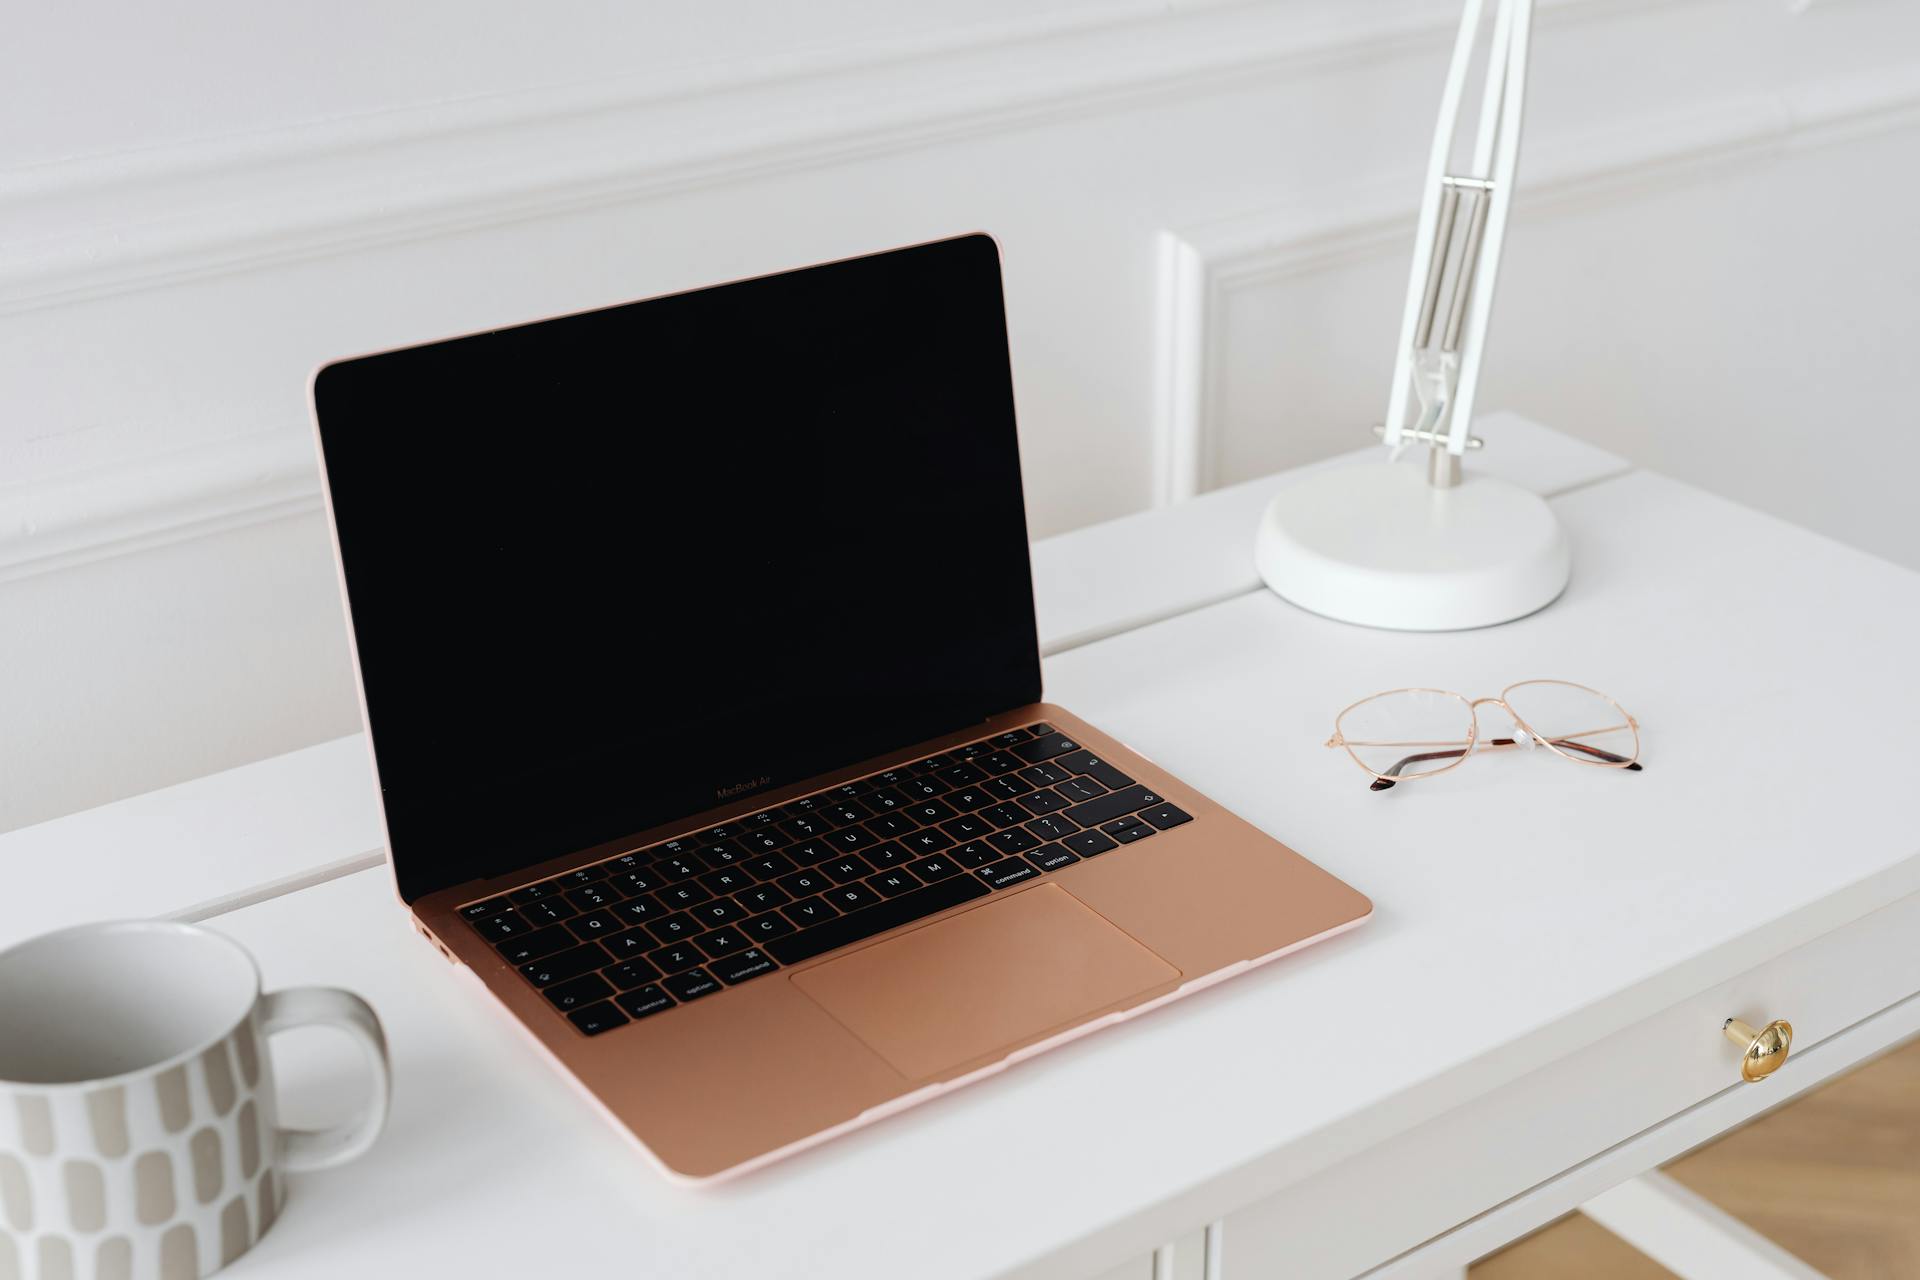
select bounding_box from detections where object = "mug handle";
[257,987,392,1173]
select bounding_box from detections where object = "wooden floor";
[1471,1036,1920,1279]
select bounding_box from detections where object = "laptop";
[309,233,1372,1183]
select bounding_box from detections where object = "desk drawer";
[1219,891,1920,1280]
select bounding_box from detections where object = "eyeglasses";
[1325,680,1642,791]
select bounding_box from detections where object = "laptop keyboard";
[457,723,1193,1036]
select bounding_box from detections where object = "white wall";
[4,0,1918,831]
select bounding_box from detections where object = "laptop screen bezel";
[309,234,1043,904]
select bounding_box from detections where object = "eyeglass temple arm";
[1368,736,1642,791]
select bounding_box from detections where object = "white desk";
[6,416,1917,1280]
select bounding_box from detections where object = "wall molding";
[0,431,321,584]
[1151,65,1920,502]
[0,0,1654,317]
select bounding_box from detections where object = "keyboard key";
[742,912,796,941]
[1055,776,1108,804]
[993,730,1030,748]
[698,843,749,868]
[737,884,791,913]
[1060,753,1136,791]
[1026,816,1080,841]
[746,809,782,827]
[701,824,741,842]
[909,854,963,881]
[700,868,754,896]
[777,868,834,898]
[1062,829,1120,858]
[712,949,779,985]
[941,813,993,841]
[786,840,837,866]
[1018,788,1070,815]
[1141,804,1194,830]
[782,815,830,840]
[663,968,723,1003]
[780,896,840,928]
[692,899,745,927]
[608,870,660,897]
[522,945,609,987]
[943,789,994,813]
[897,775,948,800]
[1013,734,1080,763]
[565,909,623,941]
[568,1002,629,1036]
[980,802,1032,829]
[658,857,705,881]
[826,883,879,912]
[983,776,1035,802]
[474,909,533,942]
[1019,762,1072,787]
[905,799,959,824]
[768,873,990,965]
[498,925,576,966]
[939,762,986,785]
[976,752,1023,776]
[1108,820,1155,844]
[613,897,665,927]
[648,942,706,974]
[987,828,1041,855]
[616,985,676,1020]
[864,841,912,868]
[1027,845,1080,872]
[658,882,714,910]
[601,929,655,960]
[643,912,700,944]
[904,829,956,855]
[1062,785,1164,830]
[952,840,998,869]
[737,829,787,855]
[508,881,560,906]
[1030,722,1056,735]
[654,837,699,858]
[559,865,611,886]
[953,742,989,761]
[564,883,621,911]
[824,855,876,883]
[863,786,908,813]
[460,897,511,921]
[605,959,662,989]
[867,812,918,838]
[829,826,878,853]
[869,867,923,897]
[975,859,1039,890]
[546,973,614,1011]
[695,928,749,958]
[823,801,869,825]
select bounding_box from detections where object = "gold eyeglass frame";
[1325,680,1642,791]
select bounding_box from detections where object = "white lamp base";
[1254,460,1569,630]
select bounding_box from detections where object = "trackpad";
[791,884,1181,1081]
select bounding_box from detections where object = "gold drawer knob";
[1723,1017,1792,1082]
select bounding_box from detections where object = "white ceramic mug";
[0,921,390,1280]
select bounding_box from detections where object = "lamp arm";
[1382,0,1488,451]
[1382,0,1533,461]
[1446,0,1531,455]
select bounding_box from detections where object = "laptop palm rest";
[790,884,1181,1082]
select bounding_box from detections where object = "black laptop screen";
[312,235,1041,902]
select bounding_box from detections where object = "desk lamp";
[1254,0,1569,630]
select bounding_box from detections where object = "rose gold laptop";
[309,234,1371,1183]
